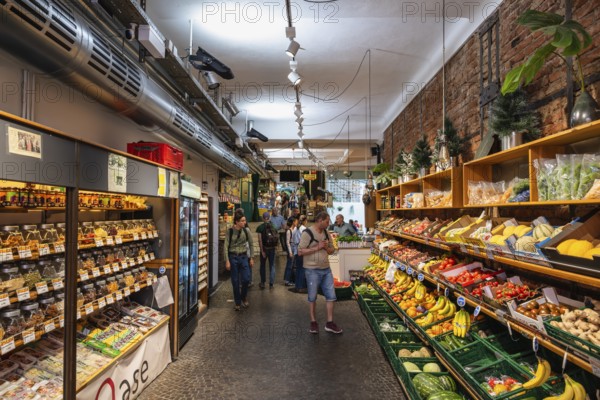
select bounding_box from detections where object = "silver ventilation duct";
[0,0,250,177]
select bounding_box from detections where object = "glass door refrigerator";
[178,181,201,349]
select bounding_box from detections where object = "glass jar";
[56,190,66,207]
[19,186,29,207]
[123,271,135,287]
[20,263,42,289]
[39,224,59,244]
[106,277,118,293]
[93,221,108,238]
[81,222,95,242]
[97,193,111,208]
[22,225,42,249]
[131,268,142,283]
[1,226,25,248]
[115,248,125,263]
[36,190,46,207]
[37,260,58,280]
[103,248,115,264]
[95,280,109,297]
[20,301,44,329]
[56,223,66,242]
[77,288,84,308]
[0,308,25,336]
[146,219,157,232]
[92,250,105,267]
[53,257,65,278]
[124,246,134,262]
[105,221,119,237]
[81,252,95,270]
[38,296,60,318]
[5,187,19,206]
[81,283,96,304]
[113,221,125,237]
[115,274,125,289]
[54,291,65,314]
[0,266,25,292]
[139,267,149,282]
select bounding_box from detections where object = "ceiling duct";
[0,0,249,177]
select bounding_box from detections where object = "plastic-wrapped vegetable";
[556,154,572,200]
[534,158,557,201]
[576,153,600,199]
[570,154,583,200]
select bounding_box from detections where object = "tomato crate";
[127,142,184,171]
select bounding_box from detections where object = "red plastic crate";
[127,142,184,171]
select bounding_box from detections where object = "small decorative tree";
[412,136,433,175]
[394,150,415,180]
[491,88,540,143]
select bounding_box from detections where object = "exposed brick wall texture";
[383,0,600,165]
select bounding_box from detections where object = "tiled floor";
[138,230,404,400]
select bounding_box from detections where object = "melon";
[533,224,554,240]
[514,225,532,238]
[515,236,537,253]
[413,373,445,399]
[403,361,421,372]
[583,248,600,260]
[411,350,424,357]
[422,362,442,373]
[567,240,594,257]
[503,225,517,237]
[551,227,563,238]
[419,347,432,357]
[438,375,457,392]
[557,239,578,255]
[398,348,412,357]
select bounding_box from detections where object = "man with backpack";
[256,212,279,289]
[224,213,254,311]
[298,211,342,334]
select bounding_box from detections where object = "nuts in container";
[0,307,25,336]
[20,301,45,329]
[0,265,25,293]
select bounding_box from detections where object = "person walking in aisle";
[289,215,308,293]
[256,212,278,289]
[224,213,254,311]
[283,216,298,286]
[235,207,253,287]
[298,211,342,334]
[269,207,286,253]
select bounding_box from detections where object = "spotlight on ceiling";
[222,93,239,116]
[288,70,302,86]
[201,71,220,90]
[189,46,234,79]
[246,120,268,142]
[286,40,300,58]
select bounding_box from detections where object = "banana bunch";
[404,281,419,296]
[452,309,471,338]
[395,270,409,284]
[544,374,587,400]
[414,282,428,301]
[415,312,435,326]
[522,357,551,389]
[428,296,448,312]
[438,301,456,318]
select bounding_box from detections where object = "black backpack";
[261,223,279,248]
[303,228,329,246]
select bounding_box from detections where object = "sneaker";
[284,281,294,287]
[309,321,319,334]
[234,305,241,311]
[325,321,343,334]
[297,288,308,294]
[242,300,249,308]
[259,283,265,289]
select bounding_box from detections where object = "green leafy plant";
[394,150,415,176]
[411,136,433,171]
[501,9,592,95]
[491,88,541,141]
[371,162,398,186]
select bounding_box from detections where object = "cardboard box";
[438,215,474,242]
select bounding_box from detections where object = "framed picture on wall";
[7,126,42,159]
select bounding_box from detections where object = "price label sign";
[457,296,466,308]
[129,259,135,267]
[85,304,94,315]
[17,287,31,301]
[459,244,467,254]
[444,287,450,297]
[95,238,104,247]
[59,316,64,328]
[153,231,159,238]
[473,246,480,256]
[124,287,131,297]
[1,338,15,355]
[44,321,55,333]
[143,254,150,262]
[141,232,148,240]
[418,273,424,282]
[0,249,14,262]
[79,272,89,282]
[532,336,539,353]
[35,282,49,295]
[112,263,120,272]
[147,278,153,287]
[22,328,36,344]
[425,237,430,245]
[115,291,123,301]
[407,267,413,275]
[589,356,600,378]
[400,264,406,271]
[486,249,495,261]
[474,305,481,317]
[137,256,143,265]
[104,266,112,275]
[134,283,141,292]
[133,233,140,241]
[106,295,114,305]
[121,261,128,270]
[115,236,123,244]
[76,311,81,320]
[18,246,32,259]
[54,243,65,253]
[0,293,10,309]
[39,244,51,256]
[105,237,114,246]
[92,268,100,278]
[98,297,106,309]
[51,279,63,290]
[150,253,155,260]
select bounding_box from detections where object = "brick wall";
[383,0,600,165]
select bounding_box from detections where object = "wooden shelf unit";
[198,191,209,308]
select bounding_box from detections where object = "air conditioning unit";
[138,25,165,59]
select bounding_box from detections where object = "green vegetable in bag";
[576,153,600,199]
[570,154,583,200]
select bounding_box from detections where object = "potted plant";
[412,136,433,177]
[500,9,598,127]
[491,88,541,150]
[371,162,398,187]
[394,150,416,182]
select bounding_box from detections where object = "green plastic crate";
[464,360,533,400]
[397,358,445,385]
[545,316,600,360]
[478,331,530,357]
[447,342,505,374]
[432,331,476,354]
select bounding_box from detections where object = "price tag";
[103,266,112,275]
[589,356,600,378]
[17,287,31,301]
[44,321,55,333]
[563,350,569,373]
[444,287,450,297]
[51,278,63,290]
[115,291,123,301]
[532,336,539,353]
[507,321,513,337]
[1,338,15,355]
[400,264,406,271]
[459,244,467,253]
[18,246,32,259]
[92,268,100,278]
[133,233,140,241]
[22,328,36,344]
[106,295,115,305]
[129,259,135,267]
[473,246,480,256]
[457,296,466,308]
[98,297,106,308]
[134,283,141,292]
[153,276,158,283]
[79,272,89,281]
[437,282,440,292]
[95,238,104,247]
[59,316,64,328]
[39,244,51,256]
[150,253,155,260]
[407,267,413,275]
[147,278,153,286]
[105,237,114,246]
[85,303,94,315]
[112,263,120,272]
[124,287,131,297]
[486,249,495,261]
[418,273,424,282]
[144,254,150,262]
[137,256,143,264]
[474,305,481,317]
[0,248,14,262]
[76,311,81,320]
[115,236,123,244]
[0,293,10,309]
[121,261,128,270]
[153,230,159,238]
[54,243,65,253]
[35,282,49,294]
[141,232,148,240]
